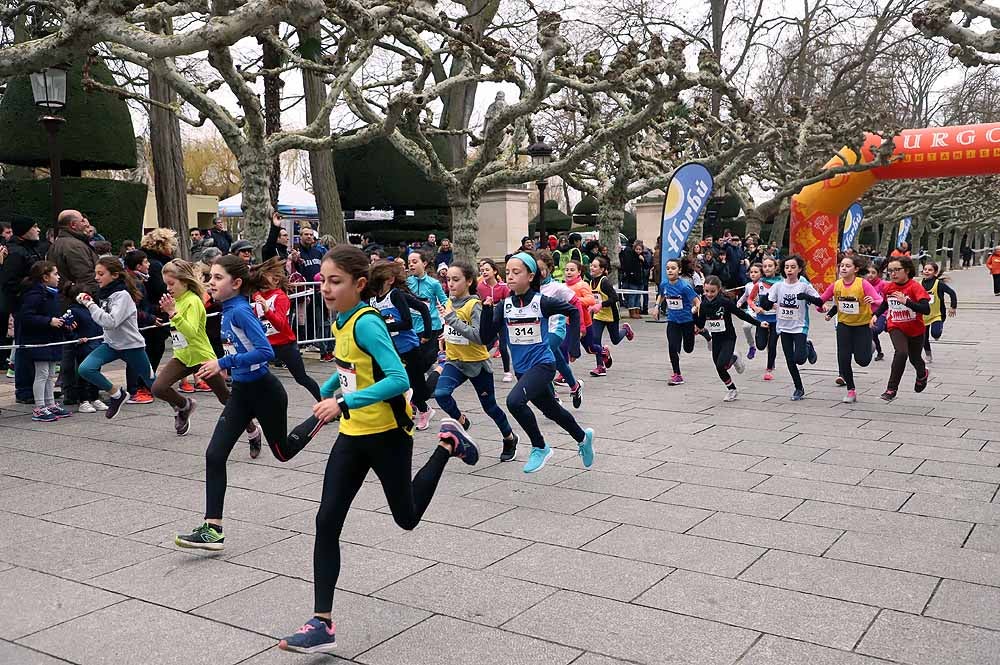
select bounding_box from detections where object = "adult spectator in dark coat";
[48,210,98,298]
[434,238,454,267]
[263,213,290,261]
[619,240,647,318]
[0,215,48,401]
[207,217,234,254]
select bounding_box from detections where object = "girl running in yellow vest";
[815,255,883,403]
[919,262,957,364]
[434,261,521,461]
[588,255,634,376]
[277,246,478,655]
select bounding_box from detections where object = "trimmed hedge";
[0,56,137,170]
[0,177,147,248]
[335,135,452,210]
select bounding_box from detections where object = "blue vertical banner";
[660,162,714,279]
[897,216,912,247]
[841,203,864,252]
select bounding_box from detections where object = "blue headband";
[510,252,537,274]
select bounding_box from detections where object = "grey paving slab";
[879,431,989,451]
[860,469,997,502]
[193,575,430,658]
[403,493,513,528]
[89,551,274,611]
[0,567,123,640]
[782,421,890,439]
[924,579,1000,631]
[19,599,273,665]
[748,458,872,485]
[377,522,530,569]
[358,614,581,665]
[576,495,714,532]
[472,506,616,548]
[640,461,768,490]
[636,569,877,650]
[654,483,802,519]
[465,479,607,514]
[583,524,765,577]
[42,496,194,535]
[227,648,352,665]
[373,563,555,626]
[433,470,504,496]
[815,449,923,473]
[752,476,910,510]
[824,531,1000,586]
[739,549,938,612]
[915,459,1000,484]
[725,440,825,461]
[783,433,901,456]
[0,641,76,665]
[687,512,843,555]
[857,610,1000,665]
[486,542,671,602]
[648,445,766,470]
[504,589,758,665]
[0,481,105,517]
[783,500,972,545]
[470,454,586,485]
[738,635,896,665]
[555,469,677,499]
[127,515,294,561]
[901,492,1000,526]
[965,524,1000,554]
[893,443,1000,467]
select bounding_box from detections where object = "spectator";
[118,240,136,259]
[619,240,646,319]
[520,236,535,252]
[421,233,438,253]
[891,241,911,258]
[262,213,289,261]
[434,238,454,267]
[230,239,255,265]
[48,209,99,298]
[292,226,332,361]
[1,215,48,401]
[1,221,12,246]
[360,233,382,256]
[190,227,215,263]
[207,216,233,254]
[130,228,176,402]
[961,243,973,268]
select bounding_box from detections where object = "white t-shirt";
[767,278,819,335]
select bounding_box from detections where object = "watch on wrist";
[336,395,350,419]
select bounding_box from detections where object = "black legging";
[710,336,737,388]
[755,323,779,370]
[506,363,586,449]
[400,347,431,412]
[887,328,926,392]
[205,373,304,519]
[836,323,873,391]
[498,337,511,373]
[779,332,811,391]
[272,343,322,402]
[666,321,695,375]
[313,428,449,613]
[922,321,944,354]
[419,329,442,368]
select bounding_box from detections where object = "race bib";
[778,306,797,320]
[444,323,468,345]
[261,319,279,337]
[338,365,357,394]
[508,321,542,344]
[666,297,682,311]
[170,330,188,349]
[928,294,935,305]
[888,297,913,321]
[839,300,859,315]
[223,342,236,356]
[705,319,725,334]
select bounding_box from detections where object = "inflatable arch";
[790,122,1000,289]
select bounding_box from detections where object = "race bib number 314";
[508,322,541,344]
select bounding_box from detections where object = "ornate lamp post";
[527,136,554,245]
[29,66,68,226]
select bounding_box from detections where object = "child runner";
[276,246,479,655]
[735,264,763,360]
[760,255,819,401]
[368,261,435,429]
[656,258,700,386]
[65,284,106,413]
[563,258,596,399]
[19,262,72,421]
[872,256,931,401]
[866,262,887,361]
[174,255,311,551]
[477,259,512,382]
[919,262,958,364]
[694,275,759,401]
[536,250,585,408]
[77,256,156,419]
[406,249,448,424]
[250,257,323,401]
[749,257,781,380]
[434,261,520,461]
[815,255,883,403]
[481,251,594,474]
[588,255,634,376]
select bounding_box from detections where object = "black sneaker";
[439,418,479,465]
[807,341,818,365]
[915,369,929,393]
[460,415,472,431]
[175,397,196,436]
[571,381,583,409]
[174,522,225,551]
[500,432,518,462]
[880,390,897,402]
[247,421,262,459]
[105,388,128,420]
[874,352,884,361]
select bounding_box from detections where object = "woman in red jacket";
[250,257,322,401]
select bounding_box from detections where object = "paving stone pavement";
[2,267,1000,665]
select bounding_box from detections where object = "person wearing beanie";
[0,214,49,402]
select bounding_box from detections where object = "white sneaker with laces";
[724,388,738,402]
[91,399,108,411]
[78,401,97,413]
[502,372,513,383]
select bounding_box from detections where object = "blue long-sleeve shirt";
[319,302,410,410]
[407,274,448,332]
[217,296,274,382]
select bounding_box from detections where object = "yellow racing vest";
[333,306,413,436]
[444,298,490,363]
[833,277,872,326]
[923,279,942,325]
[592,276,614,323]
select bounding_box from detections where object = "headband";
[510,252,538,274]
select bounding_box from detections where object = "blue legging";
[506,363,585,449]
[79,343,155,392]
[433,364,512,438]
[590,319,626,368]
[547,331,577,388]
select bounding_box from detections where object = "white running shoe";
[502,372,513,383]
[733,355,746,374]
[91,399,108,411]
[78,401,97,413]
[724,388,738,402]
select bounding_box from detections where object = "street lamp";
[29,66,68,226]
[527,136,554,245]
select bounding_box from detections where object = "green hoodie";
[169,289,216,367]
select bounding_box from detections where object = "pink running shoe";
[415,407,436,431]
[667,374,684,386]
[622,323,635,342]
[763,369,774,381]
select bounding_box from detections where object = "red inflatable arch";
[790,122,1000,289]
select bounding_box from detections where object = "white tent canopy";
[217,181,318,218]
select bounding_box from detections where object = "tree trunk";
[239,154,274,254]
[299,24,346,242]
[597,197,626,282]
[769,210,790,251]
[259,29,283,211]
[450,194,480,264]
